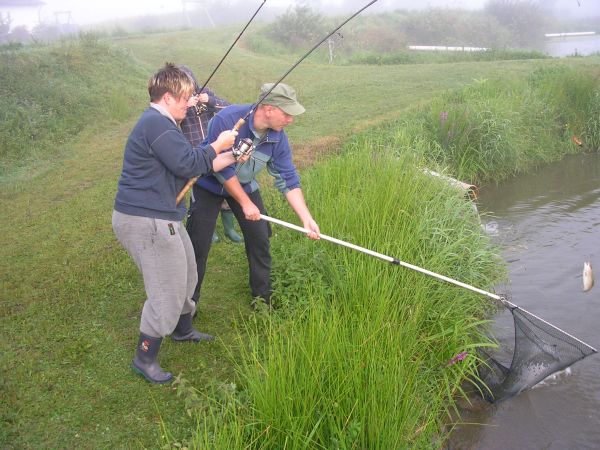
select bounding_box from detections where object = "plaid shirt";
[180,87,230,147]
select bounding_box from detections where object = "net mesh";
[477,304,596,402]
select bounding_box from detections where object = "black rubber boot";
[131,333,172,384]
[221,210,243,243]
[171,313,214,342]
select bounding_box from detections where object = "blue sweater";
[196,104,301,196]
[114,106,217,221]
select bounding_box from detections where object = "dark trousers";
[186,185,272,303]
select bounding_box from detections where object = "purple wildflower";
[440,111,448,125]
[446,351,468,367]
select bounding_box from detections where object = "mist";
[2,0,600,52]
[178,0,600,32]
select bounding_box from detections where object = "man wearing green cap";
[187,82,320,312]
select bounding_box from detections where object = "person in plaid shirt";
[179,65,243,244]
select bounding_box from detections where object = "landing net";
[477,301,597,402]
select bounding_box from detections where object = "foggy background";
[1,0,598,29]
[1,0,599,54]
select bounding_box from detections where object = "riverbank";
[1,29,599,448]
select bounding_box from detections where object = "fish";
[583,262,594,292]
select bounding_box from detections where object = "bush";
[268,4,327,50]
[248,6,554,59]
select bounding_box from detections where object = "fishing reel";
[193,102,208,115]
[232,137,254,161]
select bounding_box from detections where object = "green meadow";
[1,24,599,449]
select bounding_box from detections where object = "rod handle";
[233,117,246,131]
[176,176,198,206]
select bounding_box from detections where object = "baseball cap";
[258,83,305,116]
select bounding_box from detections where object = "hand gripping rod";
[260,213,597,353]
[176,0,380,205]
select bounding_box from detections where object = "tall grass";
[346,49,550,66]
[177,150,503,448]
[367,65,600,184]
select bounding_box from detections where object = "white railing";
[545,31,596,38]
[408,45,488,52]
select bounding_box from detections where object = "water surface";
[450,153,600,449]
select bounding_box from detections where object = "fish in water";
[583,262,594,292]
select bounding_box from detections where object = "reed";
[364,65,600,184]
[183,150,503,448]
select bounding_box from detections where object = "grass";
[1,26,599,448]
[0,34,148,181]
[180,151,502,448]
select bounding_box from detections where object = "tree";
[1,11,11,34]
[484,0,548,48]
[268,4,326,50]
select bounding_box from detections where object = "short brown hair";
[147,62,195,102]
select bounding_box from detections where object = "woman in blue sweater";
[112,63,239,384]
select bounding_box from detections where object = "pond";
[449,152,600,449]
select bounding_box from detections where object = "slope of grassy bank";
[1,28,599,449]
[361,65,600,184]
[0,34,149,181]
[176,150,503,448]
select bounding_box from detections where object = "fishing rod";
[260,213,598,353]
[230,0,379,135]
[193,0,267,115]
[176,0,380,205]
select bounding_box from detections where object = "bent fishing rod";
[260,213,597,353]
[193,0,267,114]
[176,0,380,205]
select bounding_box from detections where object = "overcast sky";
[5,0,182,28]
[0,0,496,29]
[3,0,596,30]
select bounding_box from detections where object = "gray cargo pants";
[112,210,197,337]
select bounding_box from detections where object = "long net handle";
[261,214,597,352]
[260,214,502,300]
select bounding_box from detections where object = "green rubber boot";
[221,210,243,243]
[211,231,219,243]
